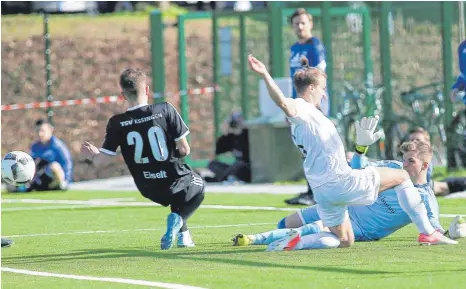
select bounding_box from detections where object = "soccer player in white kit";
[247,54,454,247]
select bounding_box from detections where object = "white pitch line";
[89,198,136,202]
[1,267,208,289]
[3,222,276,238]
[1,199,298,212]
[2,199,465,217]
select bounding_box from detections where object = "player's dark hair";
[290,8,313,25]
[409,127,430,141]
[35,119,53,127]
[293,56,327,96]
[119,68,146,100]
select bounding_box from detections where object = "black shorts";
[29,159,62,191]
[30,170,59,191]
[139,173,205,207]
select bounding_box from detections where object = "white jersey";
[287,98,352,189]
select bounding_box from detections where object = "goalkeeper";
[233,118,463,250]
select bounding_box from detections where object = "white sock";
[395,180,435,235]
[294,232,341,250]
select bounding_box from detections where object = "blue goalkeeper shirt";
[30,136,73,183]
[289,37,326,100]
[301,154,444,241]
[348,156,444,240]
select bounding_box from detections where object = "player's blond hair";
[119,68,146,100]
[293,56,327,96]
[399,140,433,162]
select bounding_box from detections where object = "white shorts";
[313,166,381,228]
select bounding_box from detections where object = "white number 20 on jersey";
[127,126,169,163]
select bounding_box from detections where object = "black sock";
[306,182,314,198]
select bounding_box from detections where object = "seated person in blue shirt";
[20,119,73,192]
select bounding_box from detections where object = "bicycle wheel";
[385,117,414,160]
[449,109,466,168]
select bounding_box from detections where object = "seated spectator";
[203,112,251,183]
[408,127,466,196]
[8,119,73,192]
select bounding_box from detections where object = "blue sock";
[252,229,294,245]
[277,217,286,229]
[296,223,321,236]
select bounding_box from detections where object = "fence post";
[212,12,221,139]
[177,15,189,128]
[44,13,53,125]
[362,8,374,115]
[441,1,454,169]
[321,2,334,117]
[379,2,393,128]
[239,14,249,120]
[150,10,165,103]
[269,3,285,77]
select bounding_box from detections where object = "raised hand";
[355,115,385,146]
[248,54,267,76]
[80,141,100,159]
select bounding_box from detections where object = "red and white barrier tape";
[1,86,219,111]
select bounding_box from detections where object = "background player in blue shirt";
[284,9,327,207]
[233,140,462,250]
[289,9,327,111]
[23,119,73,192]
[451,39,466,104]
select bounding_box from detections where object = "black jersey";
[100,102,193,197]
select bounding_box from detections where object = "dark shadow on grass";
[2,248,395,275]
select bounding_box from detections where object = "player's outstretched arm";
[80,141,114,166]
[248,55,297,117]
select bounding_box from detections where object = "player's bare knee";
[400,170,411,183]
[49,162,64,174]
[338,238,354,248]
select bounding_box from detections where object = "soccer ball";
[1,151,36,186]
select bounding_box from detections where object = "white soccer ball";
[1,151,36,186]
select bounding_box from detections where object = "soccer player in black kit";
[81,68,205,250]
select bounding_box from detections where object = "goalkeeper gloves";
[354,115,385,154]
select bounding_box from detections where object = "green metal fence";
[148,2,460,169]
[150,6,374,168]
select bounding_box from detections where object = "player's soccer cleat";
[284,192,315,206]
[1,238,13,248]
[232,234,252,246]
[177,230,195,248]
[418,230,458,245]
[161,213,183,250]
[266,230,301,252]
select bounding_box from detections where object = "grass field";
[2,190,466,289]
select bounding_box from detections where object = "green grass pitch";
[2,190,466,289]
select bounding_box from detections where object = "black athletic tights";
[170,192,205,232]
